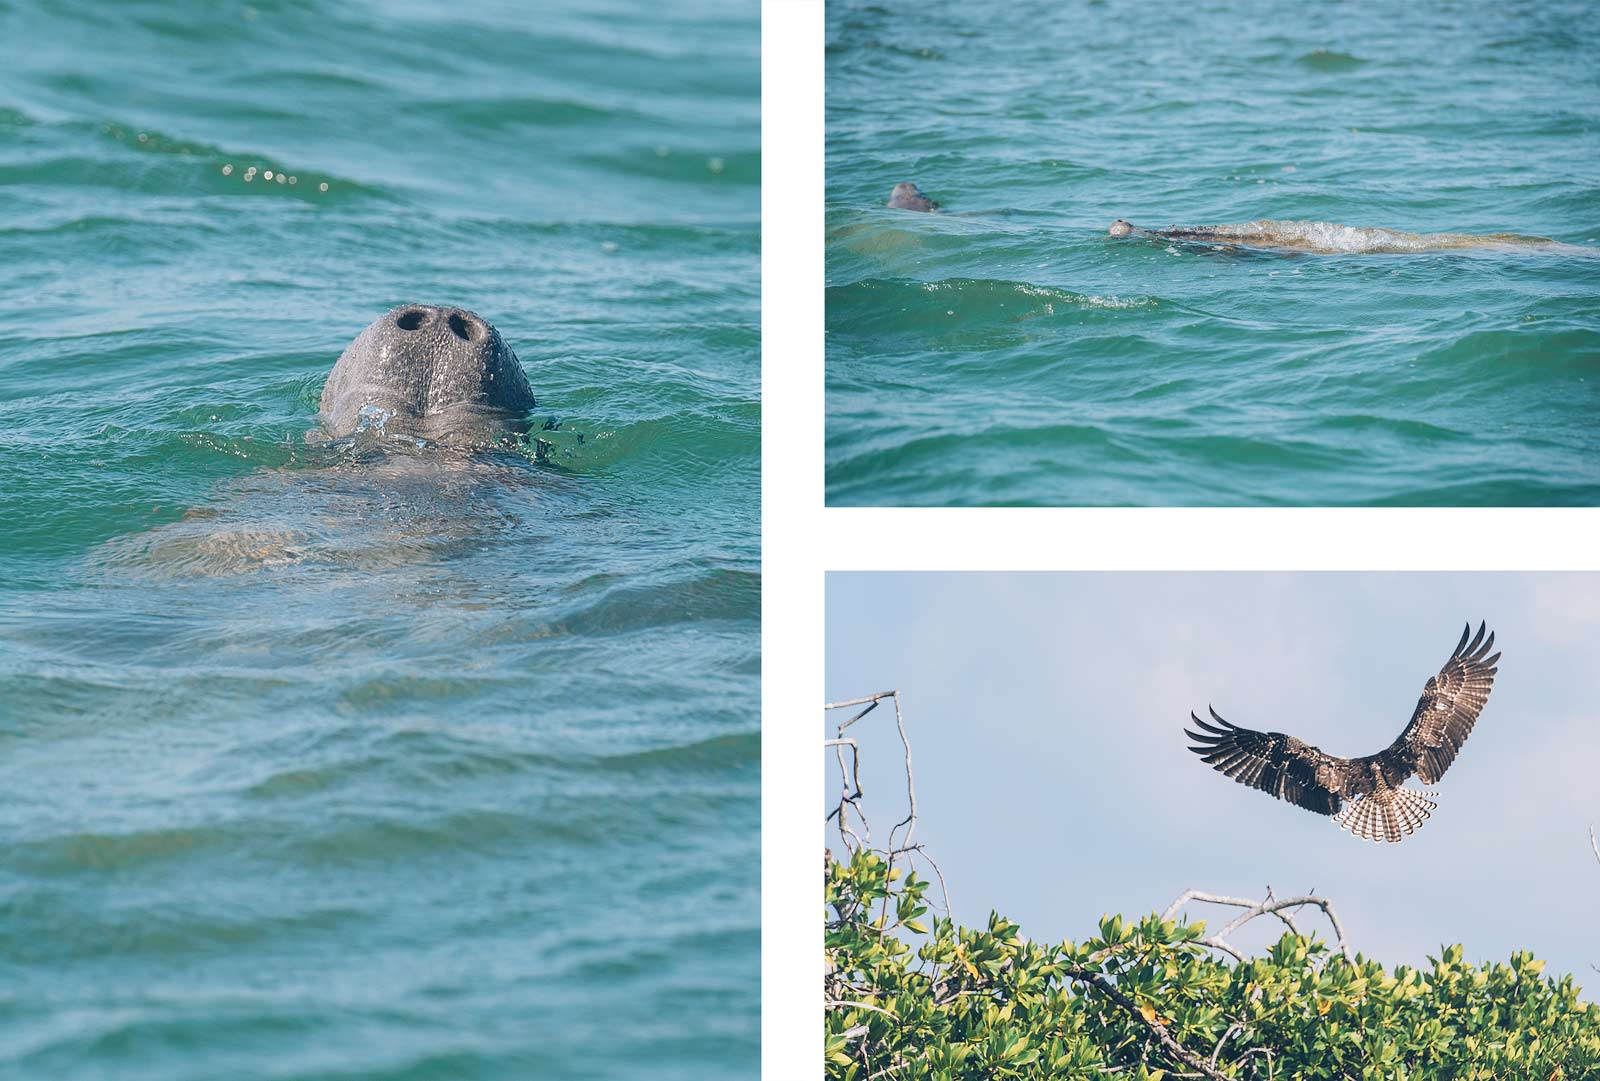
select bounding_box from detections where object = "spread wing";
[1185,707,1346,816]
[1393,621,1499,784]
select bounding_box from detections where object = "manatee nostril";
[396,309,427,331]
[447,312,475,341]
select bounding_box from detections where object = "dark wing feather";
[1185,706,1345,816]
[1392,621,1500,784]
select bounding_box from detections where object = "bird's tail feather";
[1333,786,1437,843]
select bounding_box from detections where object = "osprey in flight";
[1185,622,1500,843]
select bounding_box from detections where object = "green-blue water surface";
[827,0,1600,505]
[0,2,758,1078]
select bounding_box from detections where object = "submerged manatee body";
[1107,218,1596,255]
[319,304,536,443]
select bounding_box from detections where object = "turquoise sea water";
[826,0,1600,505]
[0,2,758,1078]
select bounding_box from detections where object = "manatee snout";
[319,304,536,442]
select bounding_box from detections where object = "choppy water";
[0,2,758,1078]
[827,0,1600,505]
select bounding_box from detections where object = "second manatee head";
[318,304,536,443]
[887,181,939,212]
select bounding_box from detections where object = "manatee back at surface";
[90,445,571,579]
[319,304,536,442]
[1110,218,1599,256]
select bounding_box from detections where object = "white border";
[815,508,1600,570]
[762,1,825,1076]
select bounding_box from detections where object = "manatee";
[1107,218,1596,255]
[887,181,939,212]
[94,305,571,578]
[319,304,536,443]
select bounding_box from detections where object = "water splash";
[354,402,395,434]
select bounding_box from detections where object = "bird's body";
[1185,622,1499,842]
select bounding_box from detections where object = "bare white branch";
[1163,888,1352,963]
[887,692,917,853]
[825,692,899,711]
[829,711,873,848]
[824,690,952,922]
[825,999,899,1019]
[909,844,953,917]
[1210,1021,1246,1068]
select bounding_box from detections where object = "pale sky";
[826,573,1600,985]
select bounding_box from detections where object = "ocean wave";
[597,730,759,773]
[0,117,369,203]
[832,277,1158,319]
[1297,49,1368,72]
[551,567,760,636]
